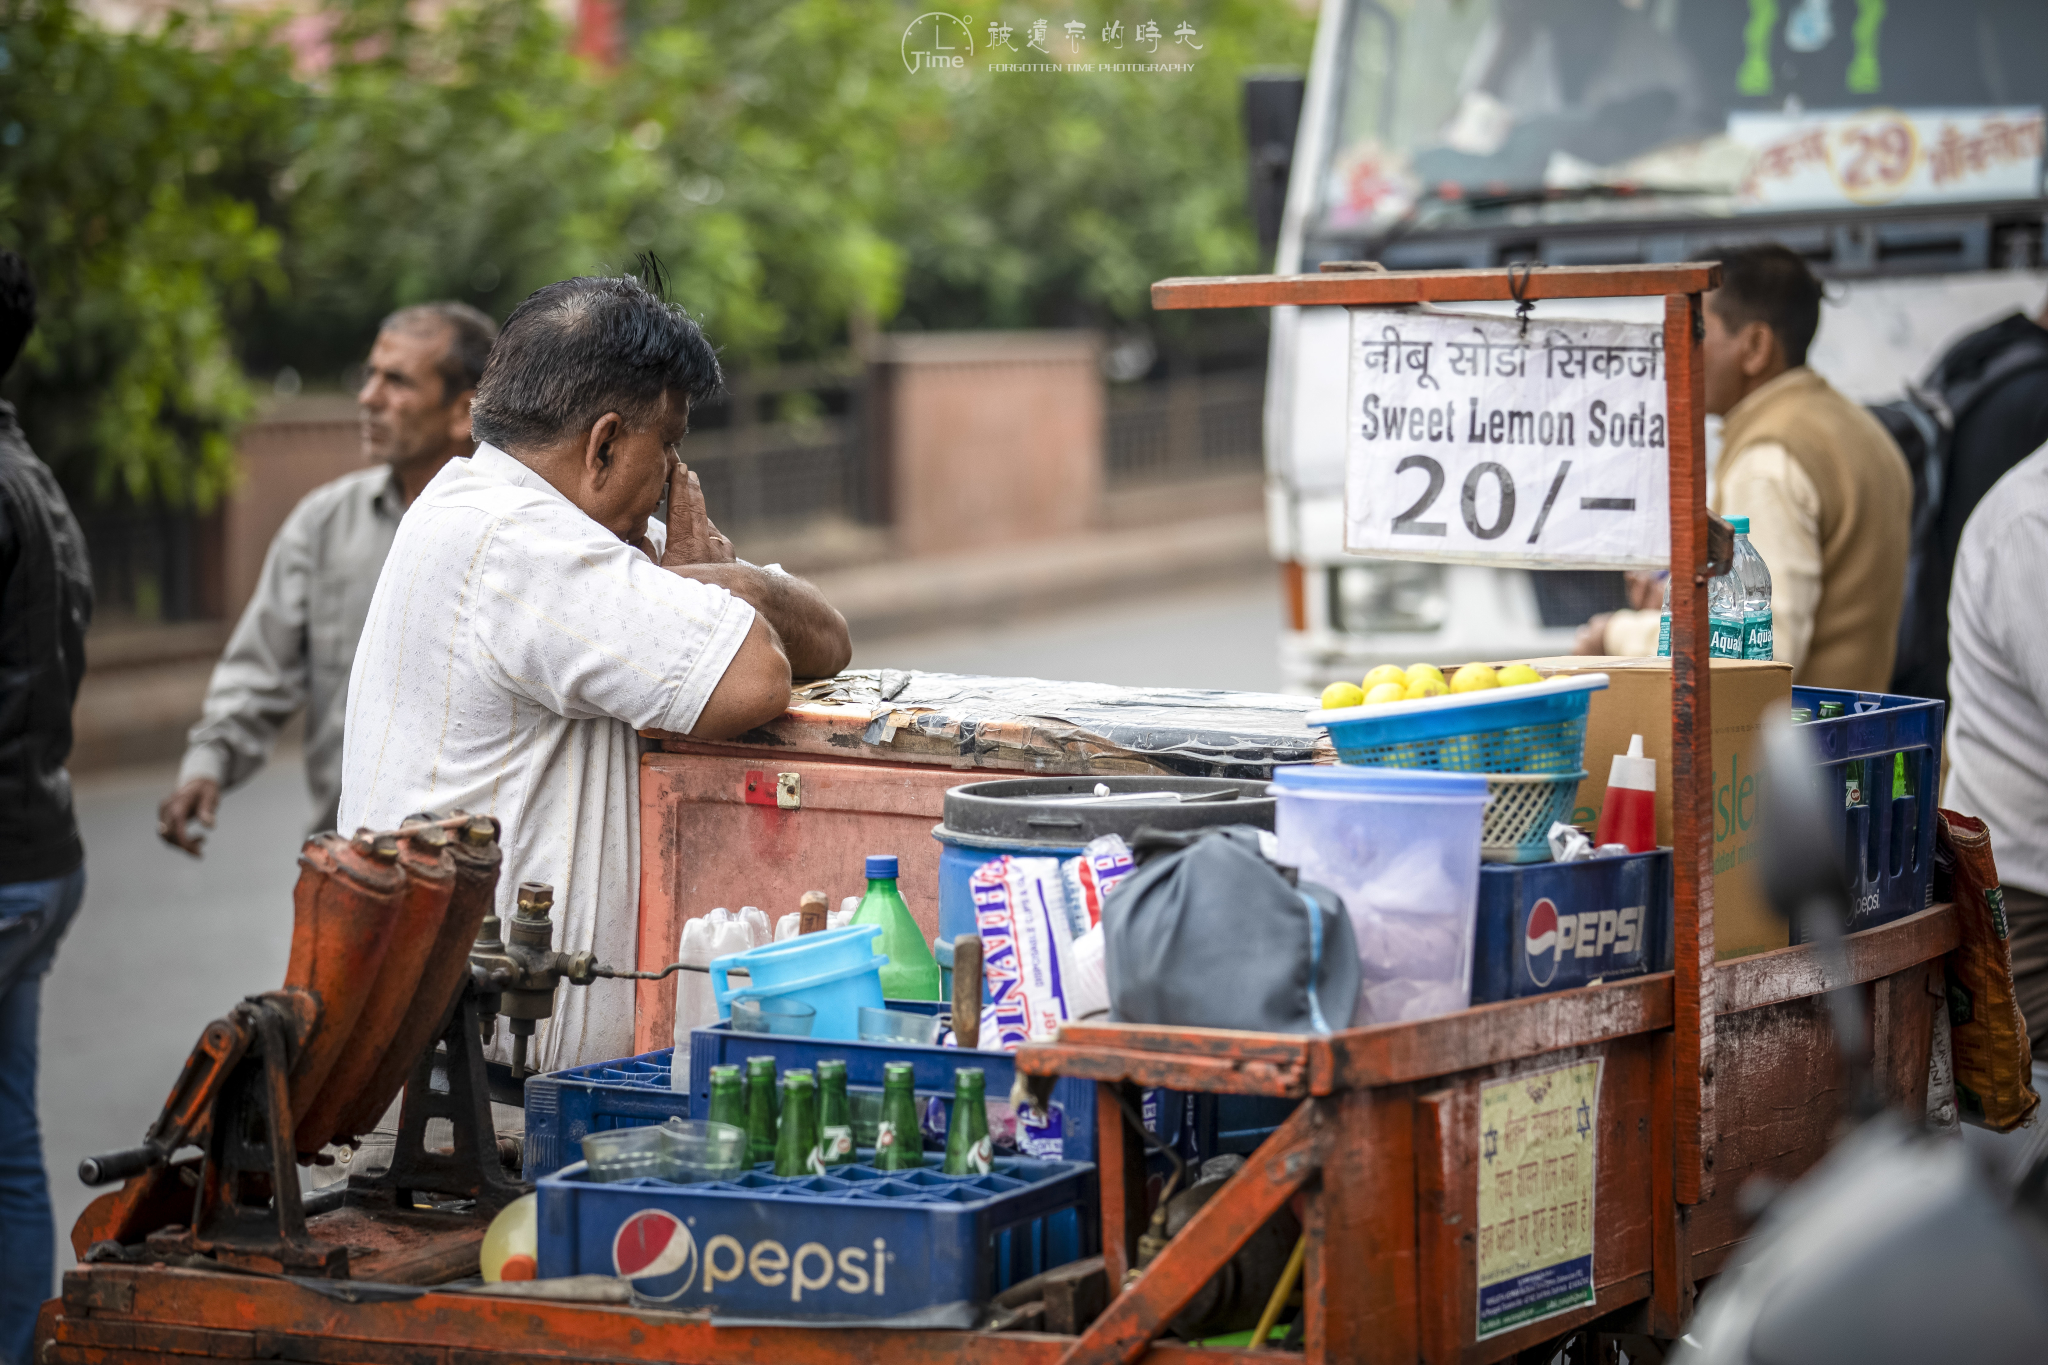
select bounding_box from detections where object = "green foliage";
[1,0,1312,507]
[883,0,1314,334]
[0,2,295,507]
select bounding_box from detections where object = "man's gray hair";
[469,268,721,451]
[381,301,499,399]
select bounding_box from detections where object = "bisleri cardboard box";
[1516,656,1794,961]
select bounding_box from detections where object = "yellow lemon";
[1363,682,1409,705]
[1497,663,1545,687]
[1404,663,1446,687]
[1404,676,1449,700]
[1320,681,1366,709]
[1362,664,1407,691]
[1449,663,1500,694]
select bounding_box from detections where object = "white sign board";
[1343,309,1670,568]
[1730,107,2044,212]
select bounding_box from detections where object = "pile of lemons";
[1320,661,1545,709]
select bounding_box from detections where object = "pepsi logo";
[613,1209,697,1301]
[1524,897,1561,987]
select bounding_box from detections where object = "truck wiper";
[1366,181,1722,257]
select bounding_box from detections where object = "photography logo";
[902,12,973,74]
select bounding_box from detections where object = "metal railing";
[1105,370,1266,485]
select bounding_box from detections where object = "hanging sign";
[1476,1058,1601,1341]
[1344,309,1670,568]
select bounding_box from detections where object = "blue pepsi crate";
[1792,685,1944,935]
[536,1155,1094,1324]
[1472,849,1674,1003]
[524,1049,687,1181]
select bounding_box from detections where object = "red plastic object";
[1596,734,1659,854]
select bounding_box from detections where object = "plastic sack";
[1935,810,2041,1131]
[1103,827,1361,1035]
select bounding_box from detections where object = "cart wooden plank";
[1149,263,1721,310]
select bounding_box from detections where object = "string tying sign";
[1343,308,1671,568]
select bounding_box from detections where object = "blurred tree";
[1,0,1309,505]
[0,2,295,507]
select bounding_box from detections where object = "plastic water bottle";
[1656,569,1742,659]
[1654,527,1753,663]
[1729,515,1774,660]
[1657,575,1672,657]
[1707,556,1744,659]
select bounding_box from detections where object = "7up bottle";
[942,1068,993,1176]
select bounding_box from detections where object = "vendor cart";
[37,262,1957,1365]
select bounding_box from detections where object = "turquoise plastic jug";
[710,924,887,1041]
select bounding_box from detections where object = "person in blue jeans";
[0,249,94,1364]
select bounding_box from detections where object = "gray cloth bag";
[1102,827,1361,1035]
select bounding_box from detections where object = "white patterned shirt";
[339,444,755,1070]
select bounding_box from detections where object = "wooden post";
[1663,293,1716,1209]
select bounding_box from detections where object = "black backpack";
[1868,320,2048,697]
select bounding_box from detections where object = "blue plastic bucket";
[710,924,887,1041]
[934,831,1083,948]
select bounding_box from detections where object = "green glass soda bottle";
[744,1055,779,1166]
[817,1059,856,1168]
[849,855,941,1001]
[773,1070,823,1177]
[942,1068,993,1175]
[873,1061,923,1170]
[707,1063,744,1133]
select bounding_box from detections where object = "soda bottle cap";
[1727,515,1750,533]
[866,855,899,879]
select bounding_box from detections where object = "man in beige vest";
[1703,244,1911,690]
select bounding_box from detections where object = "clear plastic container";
[580,1117,747,1184]
[1270,766,1488,1026]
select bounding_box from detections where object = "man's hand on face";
[158,776,221,857]
[659,464,736,567]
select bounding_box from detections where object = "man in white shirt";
[1944,443,2048,1047]
[338,270,851,1071]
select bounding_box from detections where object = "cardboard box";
[1514,656,1794,961]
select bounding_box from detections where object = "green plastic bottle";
[817,1059,856,1168]
[849,855,941,1001]
[942,1068,993,1175]
[773,1070,823,1177]
[744,1055,779,1166]
[873,1061,923,1171]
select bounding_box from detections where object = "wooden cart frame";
[39,264,1953,1365]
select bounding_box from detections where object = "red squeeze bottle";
[1595,734,1658,854]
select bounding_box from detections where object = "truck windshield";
[1320,0,2048,240]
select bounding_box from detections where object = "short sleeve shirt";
[338,444,755,1070]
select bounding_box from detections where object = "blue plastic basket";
[536,1155,1095,1324]
[1308,674,1609,774]
[1793,685,1945,934]
[1481,771,1591,864]
[523,1049,686,1182]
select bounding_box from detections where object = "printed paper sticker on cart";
[1344,308,1671,570]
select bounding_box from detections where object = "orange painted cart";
[37,262,1953,1365]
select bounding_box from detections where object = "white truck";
[1255,0,2048,691]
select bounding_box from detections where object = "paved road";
[851,579,1285,692]
[34,580,1285,1289]
[42,760,311,1289]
